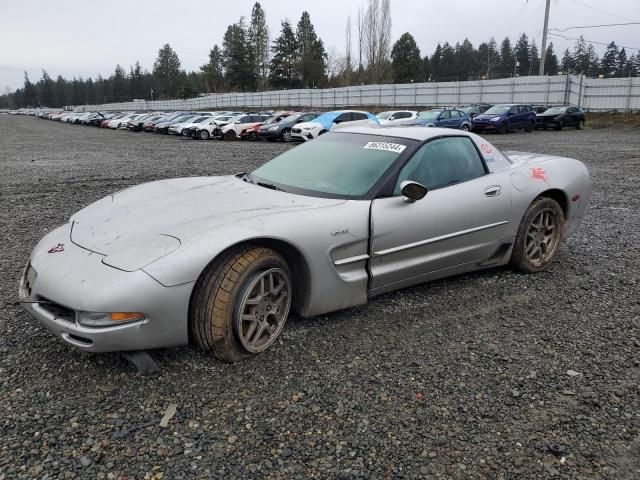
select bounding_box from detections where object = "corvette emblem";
[48,243,65,254]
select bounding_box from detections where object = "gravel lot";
[1,115,638,479]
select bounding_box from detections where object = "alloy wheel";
[525,209,561,268]
[235,268,291,353]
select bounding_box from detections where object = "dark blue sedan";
[405,109,472,131]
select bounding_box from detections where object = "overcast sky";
[1,0,639,92]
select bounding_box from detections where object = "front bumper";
[19,225,193,353]
[258,129,281,140]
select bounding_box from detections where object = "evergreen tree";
[84,78,96,105]
[37,70,55,107]
[111,64,128,101]
[544,43,559,75]
[422,55,431,81]
[71,77,83,105]
[616,48,629,77]
[514,34,530,76]
[23,72,37,107]
[600,42,619,77]
[529,43,539,75]
[571,36,590,74]
[248,2,270,90]
[390,33,423,83]
[499,38,515,77]
[201,45,225,92]
[476,38,499,79]
[455,38,476,80]
[296,12,326,88]
[439,42,456,80]
[430,44,443,81]
[561,48,573,73]
[129,61,145,98]
[54,75,68,107]
[153,43,182,98]
[269,20,300,89]
[629,53,640,77]
[222,19,256,91]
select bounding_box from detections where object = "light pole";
[539,0,551,75]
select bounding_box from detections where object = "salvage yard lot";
[0,115,639,479]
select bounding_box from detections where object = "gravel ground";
[0,115,638,479]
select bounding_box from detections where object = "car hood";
[70,176,344,263]
[295,121,323,130]
[537,112,562,117]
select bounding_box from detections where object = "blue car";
[472,104,536,134]
[291,110,379,141]
[405,109,472,131]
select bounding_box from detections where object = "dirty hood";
[70,176,342,269]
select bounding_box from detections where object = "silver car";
[19,126,591,362]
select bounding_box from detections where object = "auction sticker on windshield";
[363,142,406,154]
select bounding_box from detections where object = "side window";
[394,137,486,194]
[301,114,315,121]
[567,108,576,114]
[351,112,368,121]
[334,113,351,123]
[395,112,411,119]
[450,110,461,118]
[439,111,451,120]
[509,106,518,114]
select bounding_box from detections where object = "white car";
[218,114,270,140]
[167,114,211,135]
[291,110,379,141]
[108,113,138,129]
[376,110,418,125]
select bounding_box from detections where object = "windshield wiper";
[257,181,286,192]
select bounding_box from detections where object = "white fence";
[76,75,640,113]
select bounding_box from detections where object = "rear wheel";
[199,130,210,140]
[460,124,470,131]
[511,197,565,273]
[224,130,236,141]
[190,247,292,362]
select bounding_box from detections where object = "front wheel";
[460,124,470,131]
[281,128,292,142]
[190,247,292,362]
[224,130,236,141]
[498,123,508,134]
[510,197,565,273]
[525,121,534,132]
[199,130,210,140]
[576,119,585,130]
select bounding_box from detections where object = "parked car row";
[31,103,586,143]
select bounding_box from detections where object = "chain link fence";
[76,75,640,113]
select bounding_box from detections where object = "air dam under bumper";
[19,224,193,353]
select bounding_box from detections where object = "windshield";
[251,133,413,197]
[485,105,510,114]
[544,107,568,114]
[460,106,473,113]
[377,112,393,120]
[418,111,441,120]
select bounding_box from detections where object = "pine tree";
[439,42,456,80]
[54,75,68,107]
[561,48,573,73]
[544,43,559,75]
[514,34,530,76]
[455,38,476,80]
[201,45,225,92]
[430,44,443,81]
[296,12,326,88]
[269,20,300,89]
[616,48,629,77]
[499,38,515,77]
[111,64,128,101]
[37,70,55,107]
[529,42,539,75]
[390,33,423,83]
[153,44,182,98]
[23,72,37,107]
[222,19,256,91]
[248,2,270,90]
[600,42,619,77]
[477,38,499,79]
[422,55,431,81]
[129,61,145,98]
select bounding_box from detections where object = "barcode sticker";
[363,142,406,154]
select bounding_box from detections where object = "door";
[449,110,462,128]
[369,136,511,290]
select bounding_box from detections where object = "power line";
[567,0,639,23]
[507,0,530,38]
[550,22,640,32]
[547,31,640,51]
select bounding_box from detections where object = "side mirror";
[235,120,241,124]
[401,181,428,203]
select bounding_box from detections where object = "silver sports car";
[19,126,591,362]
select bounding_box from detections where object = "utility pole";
[539,0,551,75]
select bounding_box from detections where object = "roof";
[334,125,470,141]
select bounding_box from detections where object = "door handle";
[484,185,502,197]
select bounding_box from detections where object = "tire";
[281,128,292,142]
[576,119,585,130]
[525,121,534,132]
[460,124,470,131]
[190,247,292,362]
[554,121,563,131]
[510,197,565,273]
[199,130,210,140]
[498,123,507,134]
[224,130,236,141]
[248,132,258,141]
